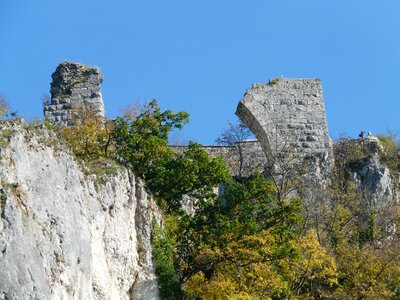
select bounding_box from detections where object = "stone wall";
[44,62,105,126]
[236,78,334,178]
[171,140,268,177]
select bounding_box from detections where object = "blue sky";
[1,0,399,144]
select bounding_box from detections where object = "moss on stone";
[0,128,14,148]
[0,192,6,214]
[269,78,280,85]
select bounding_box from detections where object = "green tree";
[177,172,302,292]
[146,142,230,212]
[112,100,231,213]
[112,99,189,178]
[151,219,183,299]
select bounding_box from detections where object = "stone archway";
[236,78,334,177]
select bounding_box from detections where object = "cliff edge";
[0,122,160,299]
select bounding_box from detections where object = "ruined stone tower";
[236,78,334,178]
[44,62,105,126]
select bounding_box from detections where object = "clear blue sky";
[1,0,399,144]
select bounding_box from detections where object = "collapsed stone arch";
[236,78,334,177]
[236,98,274,163]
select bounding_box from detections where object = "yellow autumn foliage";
[284,229,338,298]
[184,230,289,299]
[332,242,400,299]
[61,104,113,160]
[184,229,342,299]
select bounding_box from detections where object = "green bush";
[377,133,400,176]
[151,220,183,299]
[269,78,280,85]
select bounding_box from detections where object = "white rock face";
[0,123,160,299]
[353,154,397,207]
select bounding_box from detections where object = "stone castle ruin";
[44,62,105,126]
[237,79,332,159]
[236,78,334,179]
[187,78,335,179]
[44,63,333,179]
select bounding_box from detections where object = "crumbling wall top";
[44,62,105,126]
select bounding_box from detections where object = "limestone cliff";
[334,138,399,206]
[0,122,160,299]
[353,154,397,206]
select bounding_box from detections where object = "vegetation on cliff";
[46,101,400,299]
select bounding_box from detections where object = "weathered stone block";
[44,62,105,126]
[236,78,334,180]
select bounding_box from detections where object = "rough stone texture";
[0,123,160,299]
[236,78,334,180]
[171,140,268,177]
[44,62,105,126]
[333,138,400,236]
[353,154,396,206]
[335,137,398,206]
